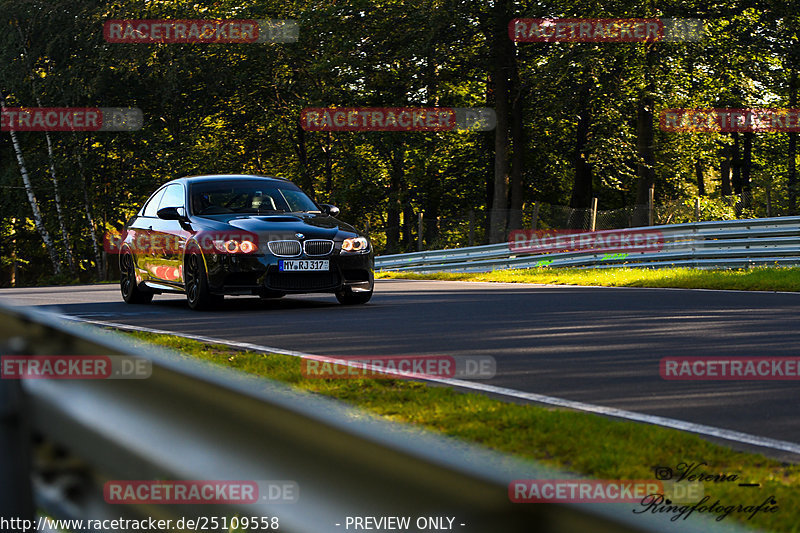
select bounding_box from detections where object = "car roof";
[163,174,293,186]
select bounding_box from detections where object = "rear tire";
[335,286,373,305]
[184,249,222,310]
[120,251,153,304]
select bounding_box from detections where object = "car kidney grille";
[303,239,334,256]
[267,240,302,257]
[268,271,341,291]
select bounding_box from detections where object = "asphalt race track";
[2,279,799,458]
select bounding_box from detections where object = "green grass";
[376,266,800,292]
[119,330,800,533]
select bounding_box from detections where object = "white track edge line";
[59,314,800,456]
[377,277,800,295]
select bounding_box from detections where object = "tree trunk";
[324,132,333,197]
[719,143,733,196]
[789,67,798,214]
[1,94,62,275]
[731,132,742,194]
[76,147,103,280]
[44,130,76,275]
[15,26,76,275]
[742,132,752,208]
[385,142,403,253]
[569,82,593,228]
[695,159,705,196]
[634,62,657,226]
[508,39,524,232]
[484,77,494,243]
[489,0,511,243]
[402,203,414,252]
[424,199,439,247]
[295,120,313,194]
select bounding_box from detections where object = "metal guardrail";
[375,216,800,273]
[0,302,748,533]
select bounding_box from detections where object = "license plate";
[279,260,329,272]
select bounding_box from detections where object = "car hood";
[194,212,359,239]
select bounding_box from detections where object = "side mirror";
[157,206,185,221]
[319,204,340,217]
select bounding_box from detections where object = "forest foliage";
[0,0,797,285]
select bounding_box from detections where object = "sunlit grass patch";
[376,267,800,292]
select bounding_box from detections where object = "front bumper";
[205,250,373,295]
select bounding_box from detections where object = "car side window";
[141,188,166,217]
[158,184,185,210]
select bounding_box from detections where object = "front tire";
[184,249,222,310]
[120,251,153,304]
[335,286,373,305]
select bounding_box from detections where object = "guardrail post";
[648,186,655,226]
[418,212,424,252]
[589,198,598,231]
[531,202,539,230]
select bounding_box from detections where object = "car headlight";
[341,236,369,253]
[212,239,257,254]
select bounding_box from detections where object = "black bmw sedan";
[118,175,373,310]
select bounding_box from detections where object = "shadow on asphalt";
[38,294,345,316]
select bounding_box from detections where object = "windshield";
[189,181,319,215]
